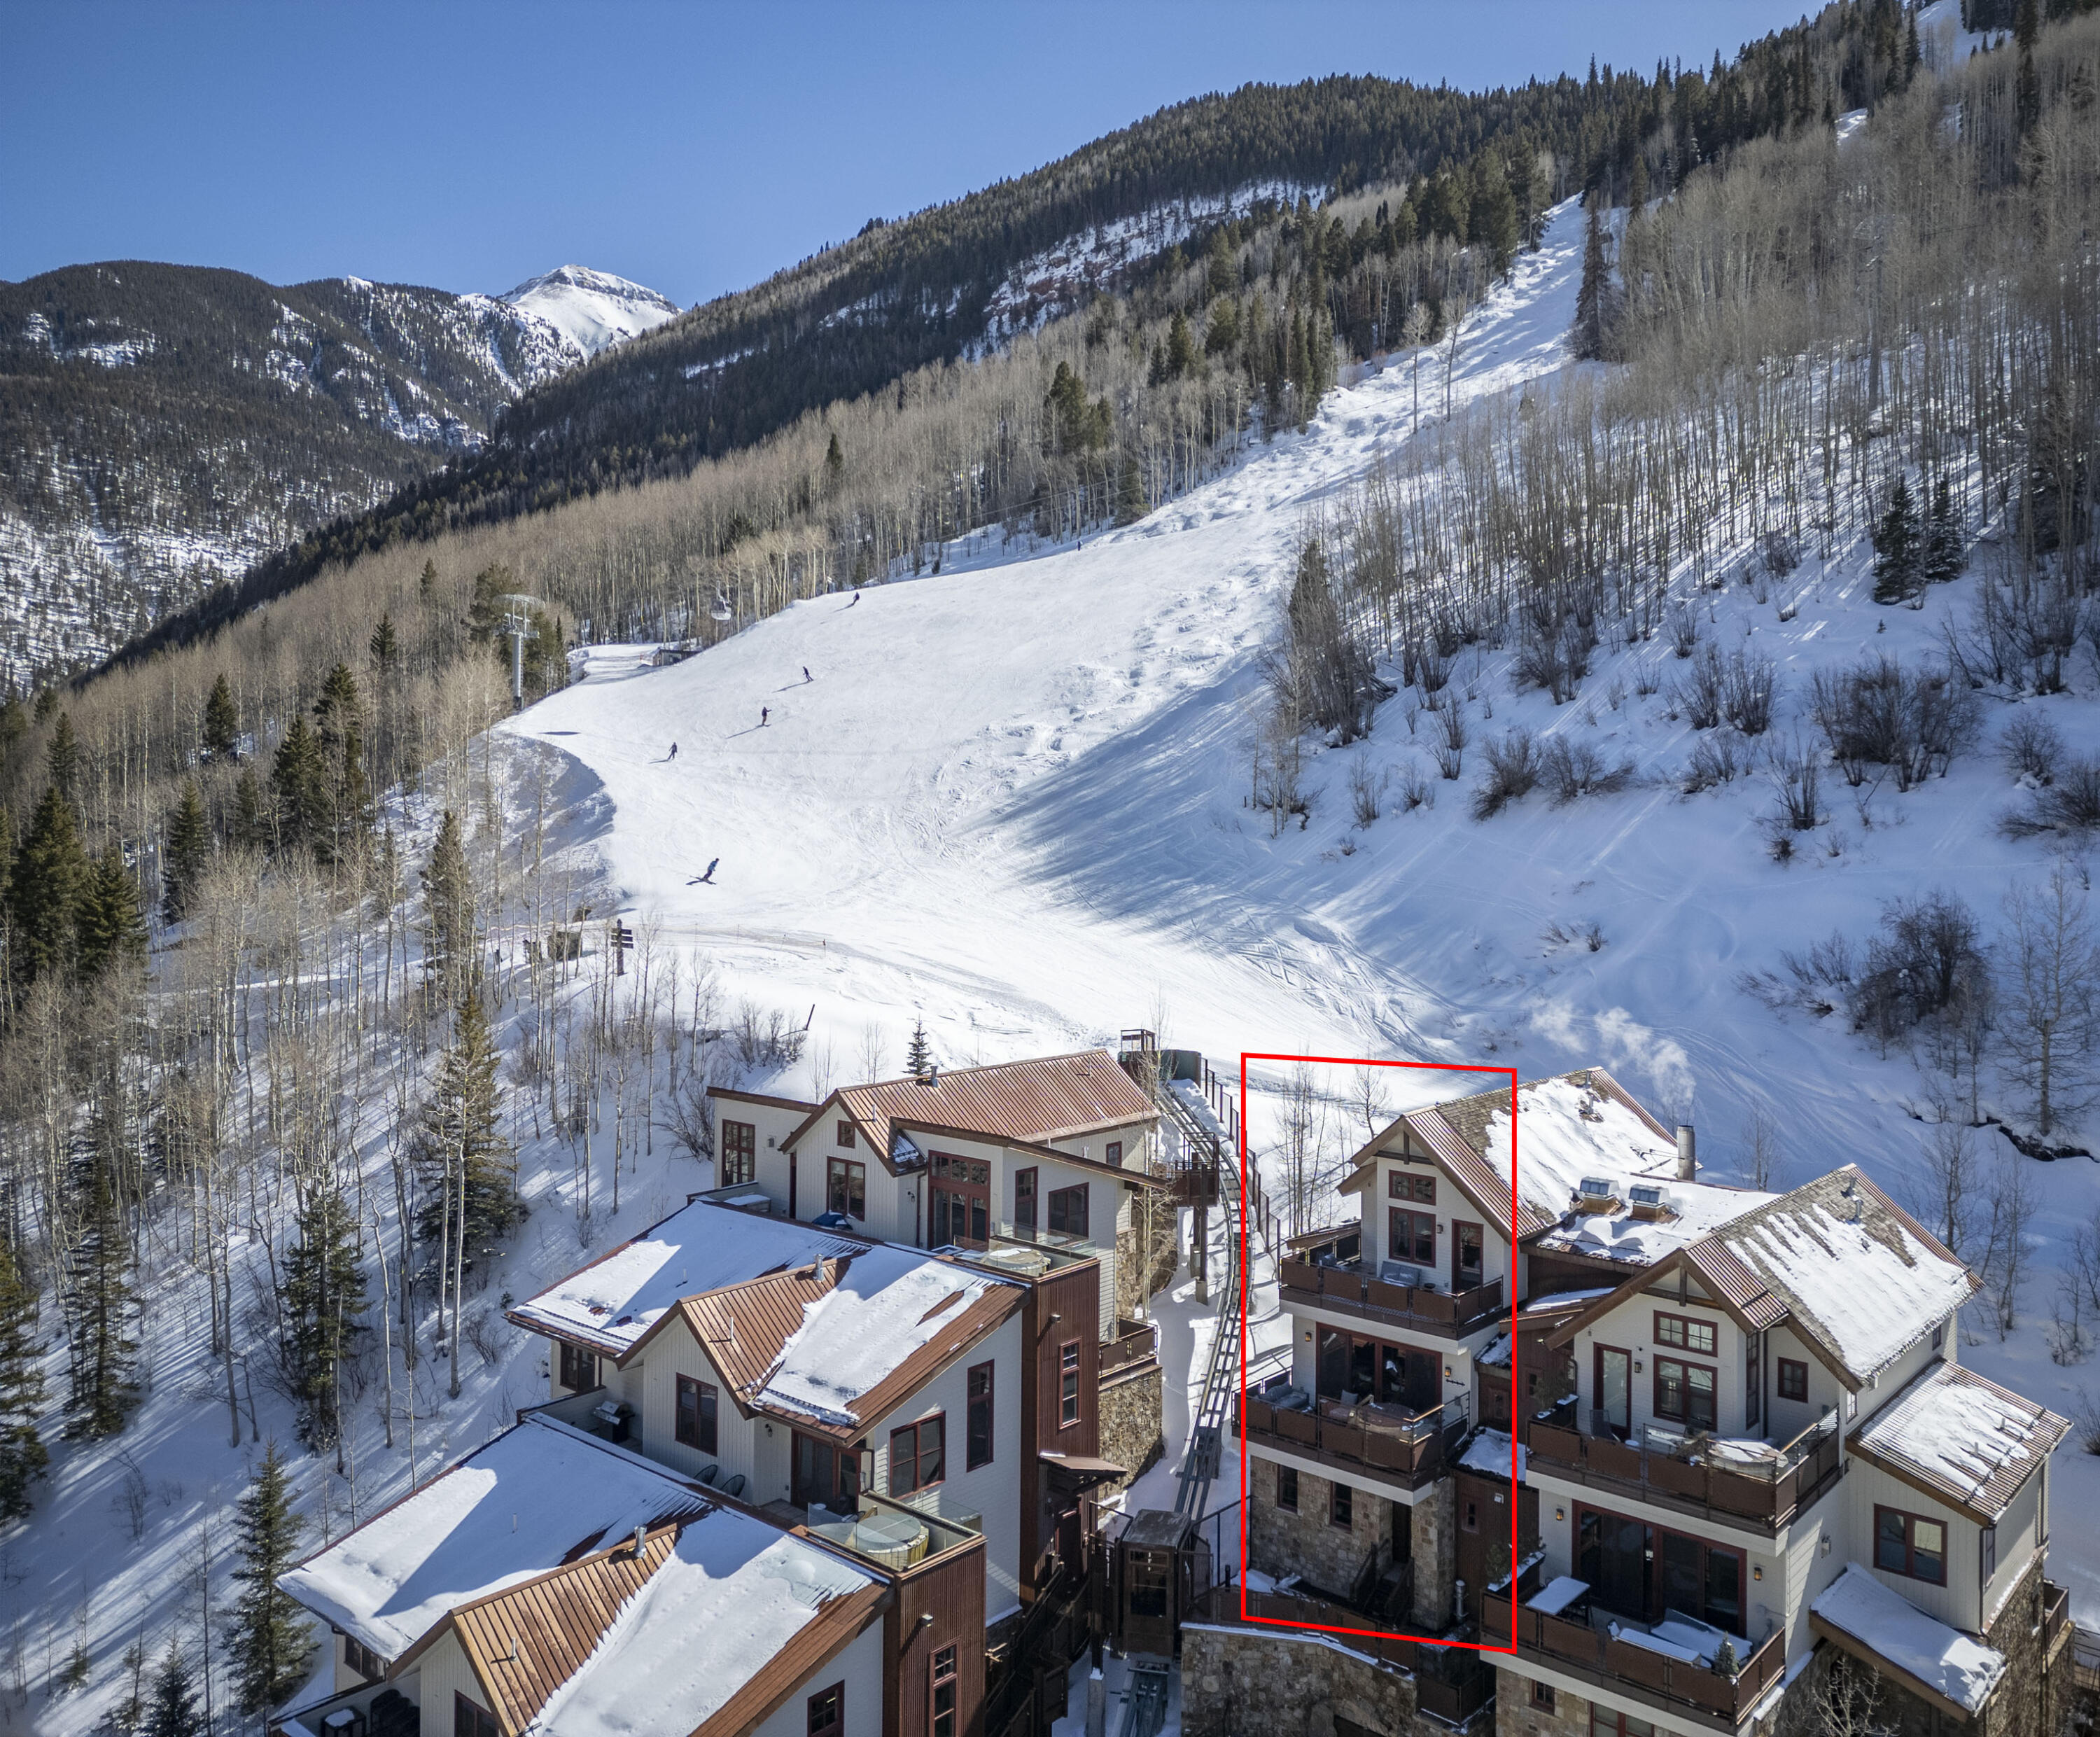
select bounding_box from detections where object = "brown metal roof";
[794,1049,1156,1157]
[681,1253,1024,1444]
[1849,1360,2071,1525]
[1681,1242,1787,1328]
[707,1087,821,1114]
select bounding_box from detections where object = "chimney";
[1675,1124,1697,1181]
[631,1525,647,1557]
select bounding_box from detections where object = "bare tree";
[1997,864,2100,1138]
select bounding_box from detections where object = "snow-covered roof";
[514,1510,883,1737]
[689,1245,1023,1436]
[279,1418,712,1660]
[1851,1361,2069,1523]
[509,1200,864,1361]
[1534,1174,1774,1268]
[1708,1167,1975,1388]
[1458,1428,1526,1479]
[1811,1564,2007,1714]
[804,1049,1156,1162]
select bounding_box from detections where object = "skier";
[802,666,812,683]
[687,858,719,886]
[668,742,678,760]
[760,706,769,727]
[848,592,860,607]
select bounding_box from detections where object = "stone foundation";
[1409,1479,1455,1633]
[1493,1668,1588,1737]
[1098,1365,1164,1498]
[1182,1624,1418,1737]
[1246,1455,1392,1598]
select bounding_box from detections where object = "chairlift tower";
[496,594,543,708]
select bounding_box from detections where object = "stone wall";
[1246,1455,1391,1598]
[1182,1624,1418,1737]
[1114,1197,1180,1319]
[1409,1480,1455,1633]
[1493,1668,1588,1737]
[1096,1365,1163,1498]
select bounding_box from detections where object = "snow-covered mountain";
[0,259,680,685]
[499,264,681,361]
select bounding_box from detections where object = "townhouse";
[1203,1068,2073,1737]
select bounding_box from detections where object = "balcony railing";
[1101,1318,1158,1381]
[1522,1405,1841,1531]
[1234,1391,1467,1491]
[1278,1257,1504,1339]
[1483,1589,1786,1728]
[1189,1582,1494,1725]
[2041,1579,2069,1655]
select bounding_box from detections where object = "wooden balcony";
[1520,1411,1842,1533]
[1278,1257,1504,1340]
[1100,1318,1159,1383]
[1189,1582,1494,1725]
[2041,1579,2070,1657]
[1483,1590,1786,1730]
[1233,1393,1465,1493]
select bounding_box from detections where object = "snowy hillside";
[499,265,681,360]
[503,200,2100,1613]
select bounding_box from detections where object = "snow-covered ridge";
[500,263,682,359]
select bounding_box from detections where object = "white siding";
[414,1632,481,1737]
[1844,1458,1978,1630]
[1368,1157,1508,1291]
[743,1621,885,1737]
[1983,1465,2042,1628]
[634,1319,760,1486]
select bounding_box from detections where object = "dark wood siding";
[1018,1260,1101,1597]
[884,1537,987,1737]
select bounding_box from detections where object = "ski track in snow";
[505,195,2100,1619]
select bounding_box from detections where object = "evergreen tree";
[64,1160,138,1439]
[418,557,438,599]
[1205,228,1238,298]
[1572,201,1616,361]
[1872,473,1922,604]
[76,848,148,981]
[368,612,398,671]
[1164,310,1196,379]
[0,1237,48,1521]
[146,1643,203,1737]
[906,1020,932,1077]
[271,715,328,858]
[11,783,87,984]
[227,1442,311,1713]
[414,993,521,1258]
[1923,475,1966,585]
[0,693,27,759]
[233,767,269,853]
[822,431,845,491]
[1203,295,1240,356]
[161,781,210,925]
[203,674,239,760]
[2016,0,2041,136]
[280,1187,367,1452]
[310,663,370,867]
[1469,158,1520,275]
[46,712,78,799]
[1114,453,1147,526]
[421,809,475,1005]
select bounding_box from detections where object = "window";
[1329,1482,1353,1529]
[1655,1312,1717,1355]
[1777,1358,1809,1402]
[1487,1386,1508,1423]
[455,1696,500,1737]
[558,1341,598,1393]
[1462,1498,1478,1533]
[1275,1465,1299,1512]
[1875,1507,1947,1585]
[1105,1140,1123,1166]
[1013,1167,1037,1232]
[1981,1523,1996,1580]
[1589,1711,1654,1737]
[890,1416,946,1493]
[1933,1320,1945,1353]
[676,1375,718,1453]
[1532,1682,1556,1712]
[720,1119,756,1186]
[1387,1171,1435,1204]
[792,1432,859,1512]
[344,1637,385,1682]
[836,1119,856,1149]
[827,1157,866,1220]
[931,1154,989,1247]
[807,1683,844,1737]
[1745,1336,1760,1430]
[966,1362,995,1470]
[930,1646,958,1737]
[1452,1220,1484,1288]
[1048,1184,1089,1238]
[1058,1341,1081,1426]
[1388,1208,1436,1266]
[1654,1358,1717,1430]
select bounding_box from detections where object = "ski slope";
[506,196,2100,1616]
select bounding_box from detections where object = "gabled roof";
[1849,1360,2070,1525]
[279,1417,714,1660]
[507,1200,866,1362]
[785,1050,1156,1164]
[1547,1166,1977,1391]
[454,1512,887,1737]
[683,1246,1023,1442]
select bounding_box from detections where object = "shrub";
[1999,712,2064,786]
[1671,645,1725,730]
[2001,758,2100,837]
[1670,604,1700,659]
[1542,738,1634,804]
[1766,739,1822,831]
[1396,767,1432,811]
[1808,653,1978,790]
[1348,754,1387,828]
[1471,729,1542,819]
[1684,733,1744,793]
[1720,650,1779,735]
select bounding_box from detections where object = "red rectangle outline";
[1236,1053,1520,1655]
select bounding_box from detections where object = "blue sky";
[4,1,1808,307]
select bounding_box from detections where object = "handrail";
[1483,1590,1787,1722]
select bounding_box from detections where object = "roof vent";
[1576,1177,1616,1209]
[631,1525,647,1556]
[1628,1184,1668,1221]
[1675,1124,1697,1181]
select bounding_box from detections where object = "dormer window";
[1388,1172,1435,1204]
[1576,1177,1615,1208]
[836,1120,856,1150]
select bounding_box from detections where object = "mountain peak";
[499,264,680,358]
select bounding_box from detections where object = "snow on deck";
[760,1246,1018,1428]
[1812,1564,2006,1712]
[512,1201,864,1358]
[280,1418,706,1659]
[1458,1428,1526,1479]
[528,1510,877,1737]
